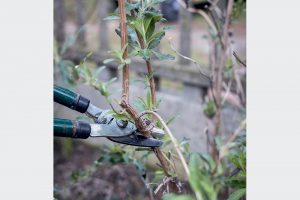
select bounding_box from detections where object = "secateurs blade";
[54,85,165,147]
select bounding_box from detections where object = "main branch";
[117,0,148,136]
[118,0,129,103]
[117,0,172,177]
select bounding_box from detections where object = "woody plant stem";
[118,0,172,177]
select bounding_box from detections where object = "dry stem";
[233,51,246,68]
[210,0,234,163]
[178,0,235,162]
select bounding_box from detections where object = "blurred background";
[54,0,246,199]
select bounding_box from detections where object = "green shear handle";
[54,85,90,113]
[54,118,91,139]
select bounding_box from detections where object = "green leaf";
[103,58,115,64]
[145,22,155,40]
[225,58,233,71]
[152,51,175,60]
[137,48,151,60]
[227,188,246,200]
[109,111,131,121]
[151,0,167,5]
[95,66,106,77]
[203,100,217,118]
[103,15,120,21]
[199,153,216,172]
[106,77,117,86]
[58,60,77,86]
[226,175,246,189]
[128,18,145,38]
[133,97,147,112]
[163,194,194,200]
[61,35,76,55]
[121,43,129,57]
[82,51,93,64]
[188,153,218,200]
[189,153,203,200]
[166,115,177,125]
[128,27,140,47]
[124,58,131,64]
[156,97,162,108]
[125,1,139,13]
[60,26,85,54]
[143,14,154,32]
[146,89,153,110]
[98,83,109,97]
[147,31,165,49]
[118,63,125,70]
[162,25,175,31]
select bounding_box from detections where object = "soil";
[54,139,152,200]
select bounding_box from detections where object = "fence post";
[179,1,192,65]
[98,0,110,53]
[54,0,66,49]
[75,0,86,48]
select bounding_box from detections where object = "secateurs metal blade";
[54,85,165,147]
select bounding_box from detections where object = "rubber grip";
[54,118,90,139]
[54,85,90,113]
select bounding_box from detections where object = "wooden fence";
[54,0,211,99]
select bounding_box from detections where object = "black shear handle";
[54,118,91,139]
[54,85,90,113]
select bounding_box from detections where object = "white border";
[248,0,300,199]
[0,0,53,199]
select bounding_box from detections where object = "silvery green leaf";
[227,188,246,200]
[125,1,139,12]
[152,51,175,60]
[95,66,106,77]
[124,58,131,64]
[163,194,193,200]
[60,26,85,54]
[103,58,115,64]
[137,48,151,60]
[147,31,165,49]
[118,63,125,69]
[106,77,117,86]
[103,15,120,21]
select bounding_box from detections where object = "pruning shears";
[54,85,164,147]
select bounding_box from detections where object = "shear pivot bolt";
[116,120,128,128]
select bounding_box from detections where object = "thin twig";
[168,40,212,79]
[219,120,246,160]
[177,0,218,34]
[233,51,246,67]
[141,111,190,178]
[221,78,233,105]
[231,51,246,105]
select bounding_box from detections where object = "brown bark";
[118,0,129,104]
[118,0,172,177]
[210,0,234,162]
